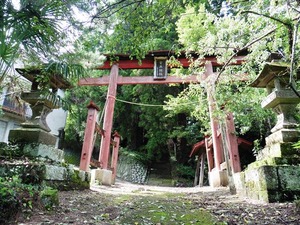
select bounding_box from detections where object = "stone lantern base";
[9,128,57,146]
[234,129,300,202]
[235,164,300,202]
[236,62,300,202]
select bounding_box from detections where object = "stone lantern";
[250,63,300,158]
[9,68,71,146]
[252,63,300,129]
[6,68,91,189]
[239,62,300,202]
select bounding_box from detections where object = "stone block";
[258,166,278,190]
[245,166,278,190]
[209,169,228,187]
[9,128,57,146]
[244,165,280,202]
[243,164,300,202]
[233,172,245,192]
[95,169,112,186]
[257,142,299,161]
[261,90,300,109]
[78,170,91,182]
[265,129,300,146]
[90,169,97,185]
[23,144,64,162]
[45,165,67,181]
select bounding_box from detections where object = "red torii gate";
[78,50,246,186]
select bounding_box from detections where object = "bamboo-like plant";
[0,0,78,85]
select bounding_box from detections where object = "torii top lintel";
[78,50,247,86]
[96,50,246,70]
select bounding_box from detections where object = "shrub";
[0,176,58,223]
[0,178,19,223]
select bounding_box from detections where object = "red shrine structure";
[78,50,248,186]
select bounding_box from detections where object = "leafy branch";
[215,27,277,83]
[242,10,296,53]
[241,10,292,27]
[92,0,145,20]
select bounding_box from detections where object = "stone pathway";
[9,180,300,225]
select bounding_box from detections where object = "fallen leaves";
[8,183,300,225]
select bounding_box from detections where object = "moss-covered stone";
[243,164,300,202]
[9,128,57,146]
[257,142,300,160]
[247,157,300,170]
[45,169,90,191]
[278,166,300,191]
[23,144,64,162]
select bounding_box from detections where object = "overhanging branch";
[215,27,277,83]
[241,10,291,27]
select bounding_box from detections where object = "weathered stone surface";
[90,169,97,185]
[261,90,300,133]
[278,166,300,191]
[262,90,300,109]
[95,169,112,186]
[117,155,148,184]
[23,144,64,162]
[209,169,228,187]
[233,172,246,196]
[253,156,300,168]
[265,129,300,146]
[243,166,279,202]
[78,170,91,182]
[44,165,67,181]
[9,128,57,146]
[258,166,278,190]
[239,62,300,202]
[243,164,300,202]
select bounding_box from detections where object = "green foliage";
[20,164,46,185]
[0,142,23,158]
[64,148,81,166]
[0,176,42,223]
[292,140,300,150]
[119,147,151,165]
[40,187,59,210]
[0,177,20,223]
[164,0,297,149]
[76,0,203,60]
[63,85,107,144]
[174,163,195,180]
[164,83,210,132]
[0,0,81,85]
[45,60,86,81]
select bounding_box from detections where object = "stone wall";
[117,155,148,184]
[0,142,90,190]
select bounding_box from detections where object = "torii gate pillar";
[80,101,100,172]
[204,62,228,187]
[99,64,119,169]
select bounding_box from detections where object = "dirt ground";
[8,180,300,225]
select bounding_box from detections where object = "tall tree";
[64,0,206,165]
[165,1,300,144]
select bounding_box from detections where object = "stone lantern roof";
[16,68,72,91]
[250,62,300,88]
